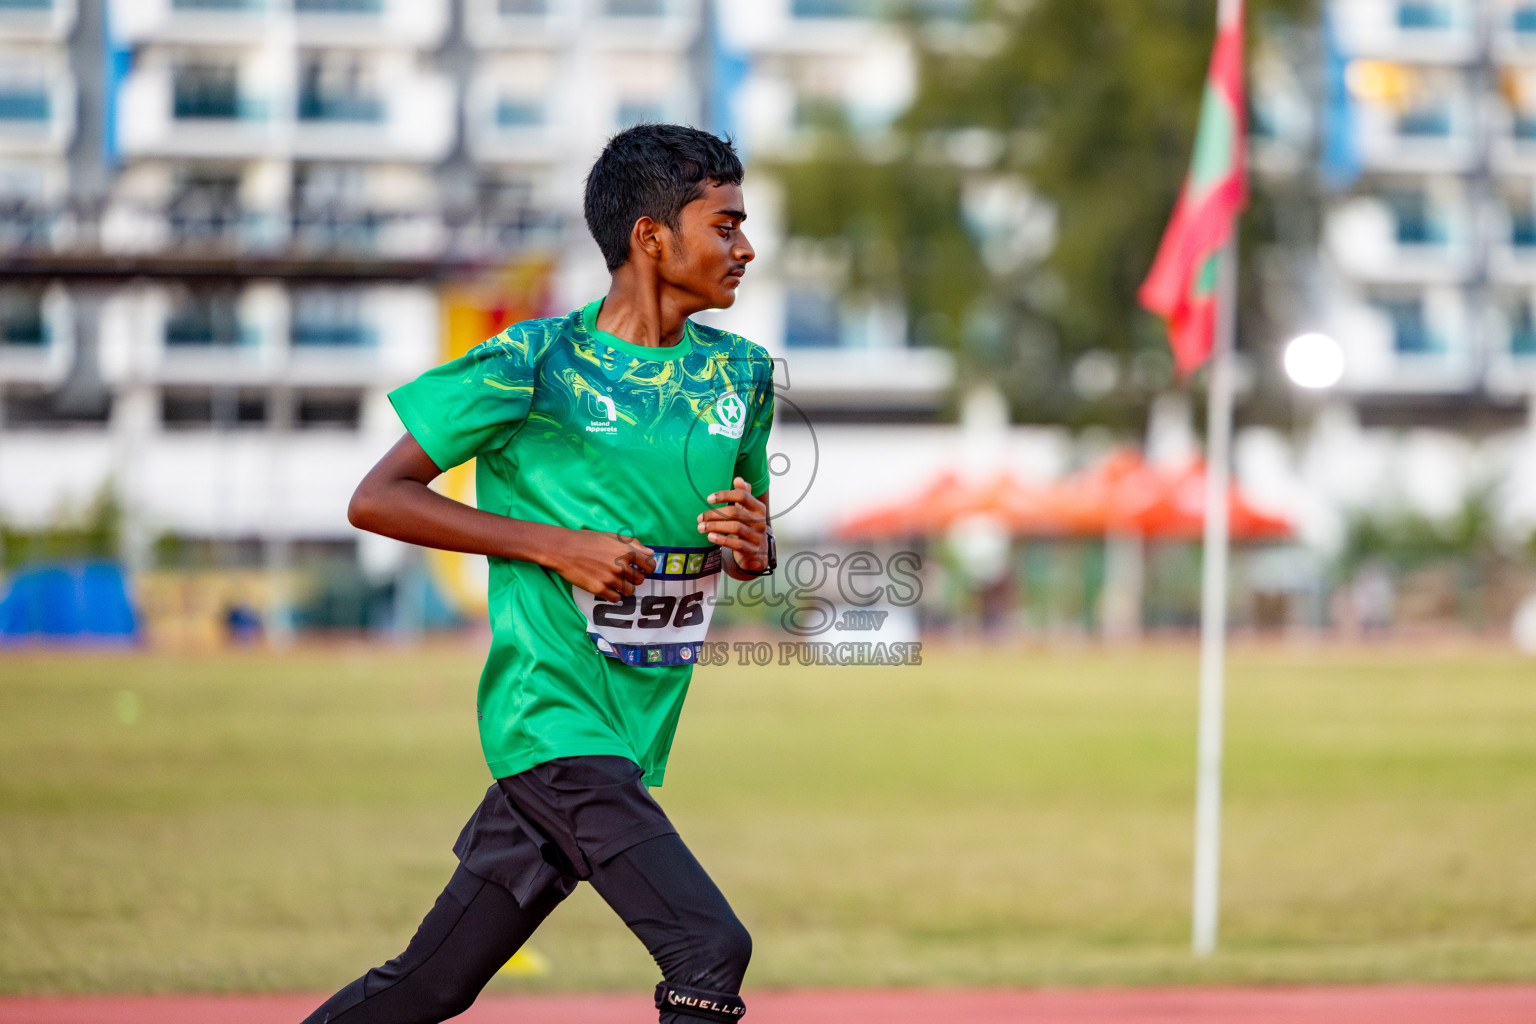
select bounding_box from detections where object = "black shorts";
[453,755,678,906]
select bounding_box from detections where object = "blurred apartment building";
[1319,0,1536,415]
[0,0,957,591]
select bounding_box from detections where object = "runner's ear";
[631,216,666,262]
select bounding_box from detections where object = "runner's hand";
[548,530,656,601]
[698,477,770,574]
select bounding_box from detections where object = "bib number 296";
[592,591,706,629]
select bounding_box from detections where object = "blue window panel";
[1375,298,1443,355]
[1397,2,1453,28]
[165,323,224,346]
[1384,192,1448,245]
[165,299,248,347]
[172,0,265,10]
[0,91,48,120]
[291,214,380,251]
[291,287,370,346]
[793,0,869,16]
[165,327,257,347]
[1397,108,1452,137]
[174,92,239,118]
[496,100,545,128]
[292,323,373,347]
[785,289,842,349]
[1,319,45,346]
[172,69,260,119]
[298,94,383,122]
[1249,101,1279,141]
[499,0,546,12]
[295,0,382,12]
[1516,6,1536,32]
[1512,306,1536,356]
[1511,213,1536,248]
[605,0,664,14]
[0,0,53,8]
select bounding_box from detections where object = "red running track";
[4,987,1536,1024]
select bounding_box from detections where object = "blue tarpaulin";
[0,562,139,644]
[1320,8,1361,190]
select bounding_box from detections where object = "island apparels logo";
[585,392,618,435]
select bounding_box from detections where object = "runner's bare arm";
[699,477,771,581]
[348,432,655,601]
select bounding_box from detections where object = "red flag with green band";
[1138,0,1247,376]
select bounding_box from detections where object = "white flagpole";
[1191,236,1237,957]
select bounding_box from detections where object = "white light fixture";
[1283,332,1345,389]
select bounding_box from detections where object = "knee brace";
[654,981,747,1022]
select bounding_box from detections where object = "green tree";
[1,483,122,570]
[773,0,1315,426]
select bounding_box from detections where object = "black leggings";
[301,833,751,1024]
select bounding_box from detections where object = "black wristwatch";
[736,529,776,577]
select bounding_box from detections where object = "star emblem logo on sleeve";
[708,391,747,439]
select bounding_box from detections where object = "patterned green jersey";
[388,299,774,785]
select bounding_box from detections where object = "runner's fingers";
[706,526,763,549]
[708,532,758,553]
[626,545,657,574]
[699,505,766,527]
[599,567,636,597]
[705,488,745,505]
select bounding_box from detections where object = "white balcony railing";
[1346,91,1478,174]
[1325,284,1478,393]
[291,0,448,49]
[1332,0,1478,63]
[116,61,454,162]
[0,284,71,385]
[110,0,271,46]
[291,70,453,161]
[588,0,699,49]
[117,61,276,158]
[1495,1,1536,63]
[1325,194,1475,284]
[109,0,448,47]
[0,0,77,42]
[464,0,577,49]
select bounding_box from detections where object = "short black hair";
[584,123,744,271]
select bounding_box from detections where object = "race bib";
[574,545,722,668]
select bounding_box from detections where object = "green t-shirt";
[388,299,774,785]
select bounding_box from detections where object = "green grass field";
[3,641,1536,995]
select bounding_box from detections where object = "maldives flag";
[1138,0,1247,376]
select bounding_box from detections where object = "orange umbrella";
[834,470,1060,540]
[1129,458,1292,541]
[1042,449,1290,540]
[834,450,1292,542]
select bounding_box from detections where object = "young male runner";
[300,124,774,1024]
